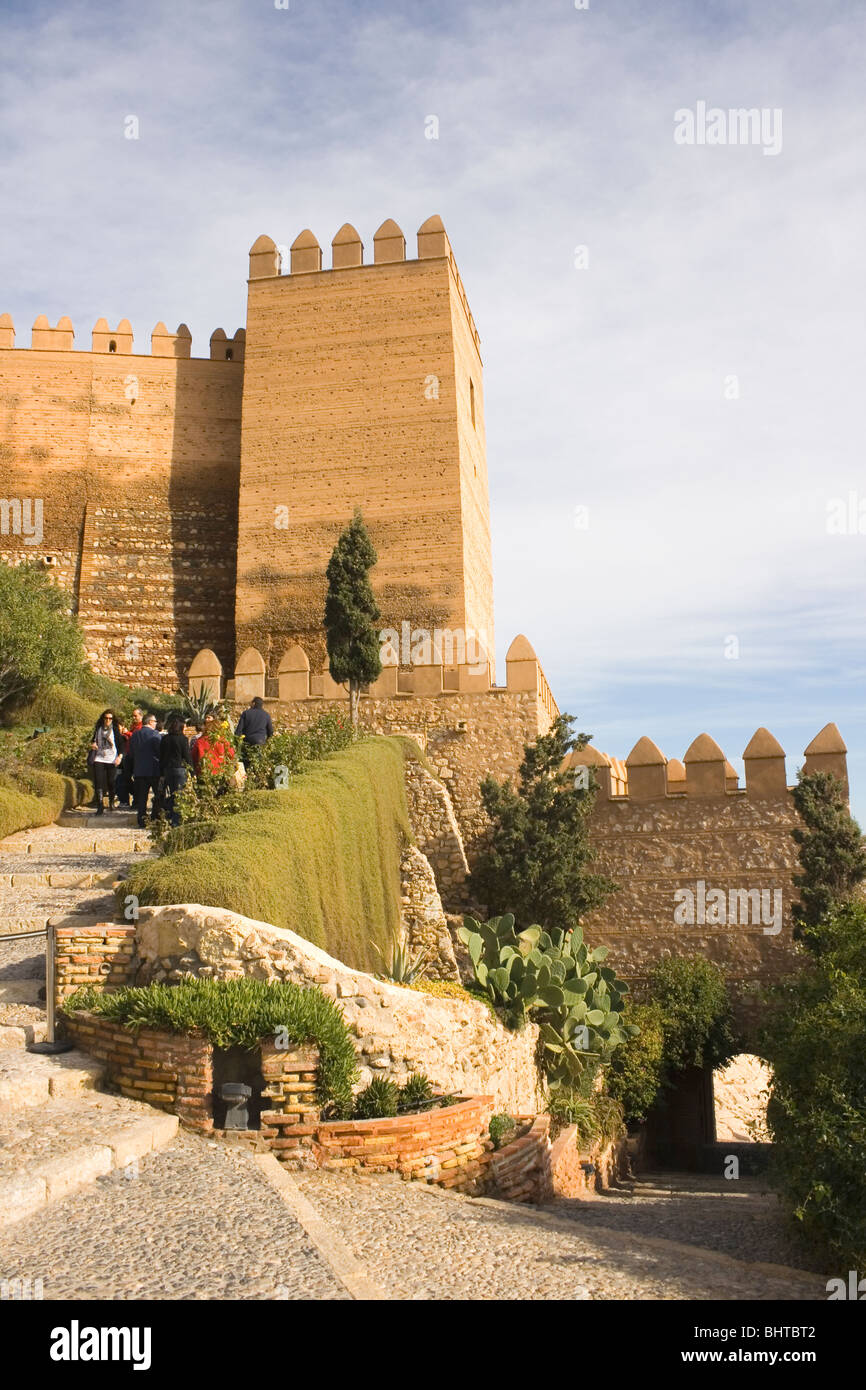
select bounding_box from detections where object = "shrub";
[790,770,866,943]
[121,739,410,973]
[605,1001,666,1123]
[0,561,86,718]
[469,713,617,932]
[648,955,739,1075]
[0,767,90,839]
[353,1077,399,1119]
[62,977,358,1112]
[760,900,866,1269]
[373,939,430,984]
[488,1113,518,1150]
[398,1073,434,1113]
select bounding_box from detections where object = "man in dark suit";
[130,715,163,828]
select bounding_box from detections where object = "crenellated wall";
[569,723,850,1018]
[0,315,244,686]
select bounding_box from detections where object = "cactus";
[458,913,636,1086]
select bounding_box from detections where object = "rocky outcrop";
[134,904,544,1113]
[399,845,459,981]
[403,750,470,909]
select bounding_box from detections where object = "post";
[29,923,73,1054]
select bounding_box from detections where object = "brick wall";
[314,1095,494,1192]
[54,924,137,1007]
[489,1114,554,1204]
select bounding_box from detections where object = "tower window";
[225,348,233,361]
[108,340,117,353]
[469,377,476,427]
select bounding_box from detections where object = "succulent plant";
[398,1072,435,1113]
[353,1076,400,1119]
[457,913,639,1087]
[373,938,430,984]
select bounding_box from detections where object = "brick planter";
[549,1123,630,1197]
[490,1114,554,1204]
[314,1096,495,1193]
[54,925,137,1008]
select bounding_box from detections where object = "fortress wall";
[449,259,496,679]
[235,225,494,677]
[582,791,802,1003]
[0,331,243,687]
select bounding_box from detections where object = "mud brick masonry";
[2,214,849,1000]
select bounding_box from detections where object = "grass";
[0,767,91,839]
[63,977,358,1112]
[120,738,410,973]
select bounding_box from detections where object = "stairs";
[0,808,176,1227]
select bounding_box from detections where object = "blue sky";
[2,0,865,815]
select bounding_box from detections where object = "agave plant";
[174,686,215,726]
[372,938,430,984]
[398,1072,435,1113]
[353,1076,399,1119]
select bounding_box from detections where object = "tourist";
[117,707,144,810]
[89,710,123,815]
[235,696,273,762]
[190,712,236,779]
[159,715,192,826]
[130,714,162,828]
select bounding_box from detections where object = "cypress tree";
[790,769,866,950]
[323,511,382,730]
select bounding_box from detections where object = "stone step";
[0,914,116,936]
[0,1019,48,1049]
[0,871,119,888]
[0,1046,105,1115]
[0,1091,178,1228]
[0,837,151,855]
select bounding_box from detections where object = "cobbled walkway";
[293,1169,825,1301]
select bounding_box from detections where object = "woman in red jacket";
[190,713,236,777]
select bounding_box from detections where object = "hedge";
[120,738,410,973]
[0,767,91,840]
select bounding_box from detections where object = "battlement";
[0,314,244,361]
[563,723,848,802]
[247,215,480,352]
[187,633,557,715]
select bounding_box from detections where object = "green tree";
[790,770,866,948]
[0,561,85,718]
[323,512,382,731]
[468,713,616,932]
[760,900,866,1269]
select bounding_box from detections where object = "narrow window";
[108,340,117,353]
[225,348,233,361]
[469,377,476,427]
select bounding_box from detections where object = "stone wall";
[399,845,459,981]
[54,924,136,1007]
[0,334,242,687]
[132,904,545,1113]
[403,748,470,909]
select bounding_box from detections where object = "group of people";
[88,696,274,828]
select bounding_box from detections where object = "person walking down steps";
[89,709,123,815]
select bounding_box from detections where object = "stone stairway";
[0,806,176,1227]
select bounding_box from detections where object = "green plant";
[373,938,430,984]
[760,900,866,1269]
[120,739,410,973]
[63,977,358,1112]
[457,912,635,1086]
[790,770,866,945]
[647,956,738,1075]
[324,511,382,731]
[353,1076,399,1119]
[605,1000,667,1123]
[398,1073,434,1113]
[173,685,216,727]
[488,1113,518,1150]
[469,713,617,932]
[0,561,86,717]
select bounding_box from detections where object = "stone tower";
[234,215,495,678]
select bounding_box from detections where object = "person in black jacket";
[129,715,162,828]
[235,697,273,764]
[160,715,192,827]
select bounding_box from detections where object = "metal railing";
[1,922,69,1052]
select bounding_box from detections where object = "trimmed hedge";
[0,767,91,840]
[121,738,410,973]
[63,978,359,1112]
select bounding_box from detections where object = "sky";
[2,0,865,815]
